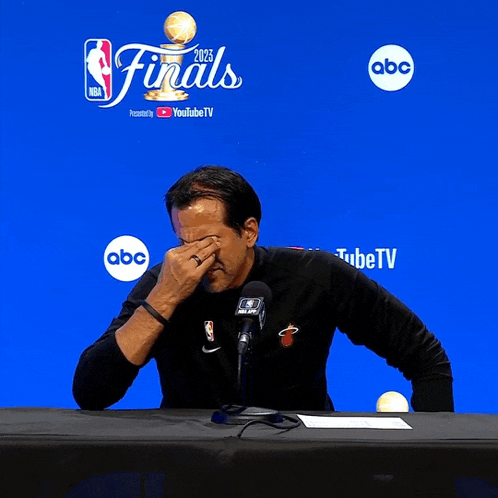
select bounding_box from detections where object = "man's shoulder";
[260,246,344,266]
[257,246,356,287]
[125,262,163,300]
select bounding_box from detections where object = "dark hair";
[165,166,262,234]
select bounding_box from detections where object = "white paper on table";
[297,414,412,430]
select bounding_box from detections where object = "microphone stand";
[211,342,283,425]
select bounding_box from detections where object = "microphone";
[211,281,283,425]
[235,281,272,355]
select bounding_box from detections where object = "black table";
[1,408,497,497]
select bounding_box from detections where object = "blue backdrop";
[0,0,496,412]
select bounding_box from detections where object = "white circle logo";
[368,44,414,91]
[104,235,150,282]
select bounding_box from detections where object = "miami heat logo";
[278,323,299,348]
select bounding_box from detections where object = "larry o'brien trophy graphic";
[145,11,196,101]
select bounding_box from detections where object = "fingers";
[189,242,219,268]
[192,252,216,271]
[161,237,219,276]
[180,237,218,255]
[154,238,219,305]
[174,238,218,266]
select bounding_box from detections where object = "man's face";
[172,198,258,293]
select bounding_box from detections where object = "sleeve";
[332,262,454,412]
[72,266,161,410]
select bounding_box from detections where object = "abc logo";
[104,235,150,282]
[368,45,414,91]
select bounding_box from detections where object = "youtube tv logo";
[156,107,172,118]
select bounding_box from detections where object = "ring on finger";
[190,254,202,267]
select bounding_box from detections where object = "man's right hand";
[147,237,219,314]
[115,237,219,366]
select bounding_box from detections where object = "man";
[73,166,454,411]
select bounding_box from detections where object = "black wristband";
[140,301,169,328]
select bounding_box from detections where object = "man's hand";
[115,237,219,366]
[148,237,219,313]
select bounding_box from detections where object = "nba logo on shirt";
[204,321,215,342]
[84,39,112,101]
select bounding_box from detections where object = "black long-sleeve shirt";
[73,246,454,411]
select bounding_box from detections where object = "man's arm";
[333,265,454,412]
[73,238,219,410]
[115,238,218,365]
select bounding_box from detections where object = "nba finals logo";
[84,39,112,101]
[84,11,242,109]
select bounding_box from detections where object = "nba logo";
[204,321,215,342]
[84,39,112,101]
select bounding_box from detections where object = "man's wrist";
[145,287,180,319]
[140,301,169,328]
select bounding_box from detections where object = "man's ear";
[243,217,259,247]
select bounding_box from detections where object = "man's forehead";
[184,198,223,215]
[172,198,227,229]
